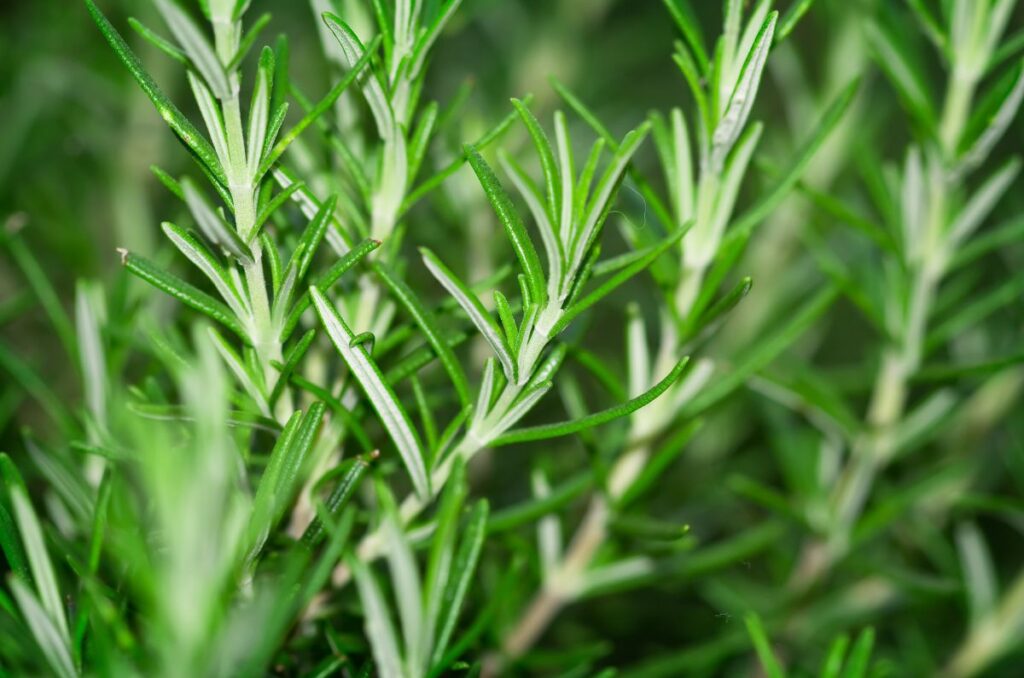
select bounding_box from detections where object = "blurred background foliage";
[2,0,1024,676]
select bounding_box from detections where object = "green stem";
[939,67,977,157]
[212,17,283,417]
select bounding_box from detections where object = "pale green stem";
[495,152,723,668]
[943,569,1024,677]
[676,172,721,318]
[335,299,566,586]
[798,56,970,585]
[939,67,977,157]
[489,338,684,671]
[212,18,287,417]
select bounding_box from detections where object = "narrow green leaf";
[88,471,112,574]
[227,12,272,71]
[260,34,383,176]
[127,17,187,64]
[956,522,998,628]
[609,515,690,541]
[728,475,806,525]
[181,178,252,260]
[499,151,563,292]
[948,158,1021,246]
[409,0,464,81]
[3,232,76,361]
[915,349,1024,383]
[840,628,875,678]
[952,214,1024,270]
[85,0,226,185]
[488,471,591,534]
[154,0,230,98]
[247,47,275,178]
[403,101,525,211]
[420,248,517,382]
[423,461,468,673]
[411,376,438,451]
[150,164,185,200]
[777,0,817,41]
[525,344,568,392]
[321,14,392,137]
[280,404,328,504]
[209,327,270,415]
[552,226,687,337]
[282,238,381,341]
[685,275,753,340]
[9,579,76,678]
[618,419,703,508]
[743,612,785,678]
[247,411,303,555]
[959,58,1024,172]
[572,122,652,269]
[301,454,374,548]
[273,167,357,252]
[269,329,315,406]
[120,250,247,340]
[798,182,897,253]
[466,147,547,307]
[927,274,1024,353]
[493,290,518,349]
[311,287,430,499]
[374,262,473,408]
[554,110,575,239]
[377,481,426,674]
[0,499,31,584]
[673,41,713,138]
[293,194,338,282]
[865,20,935,132]
[409,101,439,181]
[430,500,489,668]
[662,0,709,73]
[349,554,405,678]
[253,181,305,238]
[710,12,777,170]
[510,99,561,221]
[161,221,250,321]
[0,342,71,431]
[819,634,851,678]
[492,357,690,446]
[0,455,70,647]
[287,374,374,453]
[428,555,521,678]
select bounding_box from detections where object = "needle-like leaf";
[429,500,488,669]
[743,612,785,678]
[260,34,383,176]
[85,0,226,185]
[710,12,777,171]
[349,554,406,678]
[492,357,690,445]
[0,455,70,647]
[154,0,230,98]
[466,147,547,307]
[311,287,430,499]
[420,248,517,382]
[551,225,687,337]
[374,263,472,408]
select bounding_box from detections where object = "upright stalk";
[794,24,981,589]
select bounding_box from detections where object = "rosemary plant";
[1,0,1023,676]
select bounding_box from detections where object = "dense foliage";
[1,0,1023,676]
